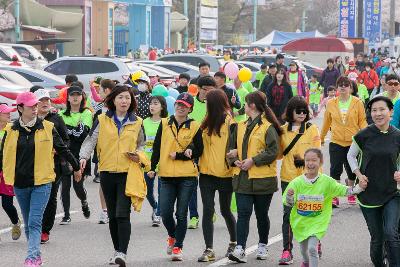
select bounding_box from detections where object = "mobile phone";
[126,151,137,156]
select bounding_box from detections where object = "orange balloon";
[188,84,198,96]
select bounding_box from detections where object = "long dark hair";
[104,84,137,114]
[245,91,282,135]
[201,89,231,136]
[273,68,289,86]
[150,95,168,118]
[64,92,88,116]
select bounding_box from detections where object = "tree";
[0,0,12,15]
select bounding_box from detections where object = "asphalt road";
[0,116,374,267]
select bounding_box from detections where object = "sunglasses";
[387,82,400,87]
[295,109,308,115]
[338,83,350,88]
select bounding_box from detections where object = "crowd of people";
[0,50,399,267]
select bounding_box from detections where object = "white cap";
[391,58,397,63]
[148,71,158,77]
[138,74,150,84]
[34,89,50,100]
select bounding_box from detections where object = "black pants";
[42,175,61,234]
[100,172,131,254]
[281,181,294,253]
[61,174,87,217]
[329,142,356,181]
[199,174,236,249]
[1,194,19,224]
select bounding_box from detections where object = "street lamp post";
[184,0,188,49]
[253,0,257,42]
[15,0,20,41]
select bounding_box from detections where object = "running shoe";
[99,210,109,224]
[24,259,37,267]
[35,256,43,266]
[317,241,322,259]
[40,233,49,244]
[225,242,237,257]
[300,262,309,267]
[198,248,215,262]
[188,217,199,229]
[82,201,91,219]
[11,220,21,240]
[332,197,339,208]
[93,175,100,183]
[228,245,247,263]
[256,243,268,260]
[278,250,293,265]
[171,247,183,261]
[347,195,357,205]
[167,236,176,255]
[152,215,161,227]
[60,217,71,225]
[108,251,118,265]
[114,252,127,267]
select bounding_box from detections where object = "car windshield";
[3,47,23,61]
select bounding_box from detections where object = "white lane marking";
[0,211,78,235]
[208,233,283,266]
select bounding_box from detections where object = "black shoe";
[82,202,91,219]
[60,217,71,225]
[93,175,100,183]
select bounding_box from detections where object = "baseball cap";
[176,92,194,108]
[269,63,277,68]
[348,61,356,67]
[390,58,397,64]
[137,74,150,84]
[34,89,50,100]
[148,71,157,77]
[67,86,83,95]
[16,92,39,107]
[0,104,16,113]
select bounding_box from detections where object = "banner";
[200,17,218,29]
[200,6,218,18]
[200,29,217,40]
[338,0,356,38]
[364,0,381,46]
[201,0,218,7]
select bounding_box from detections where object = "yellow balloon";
[238,67,252,82]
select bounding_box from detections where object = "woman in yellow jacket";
[320,76,367,207]
[0,92,80,267]
[277,96,321,265]
[227,91,282,263]
[197,89,237,262]
[79,85,145,267]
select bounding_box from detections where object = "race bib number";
[145,136,155,153]
[296,194,324,217]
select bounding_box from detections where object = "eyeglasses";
[295,109,307,115]
[338,83,350,88]
[387,82,400,87]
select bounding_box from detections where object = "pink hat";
[16,92,39,107]
[0,104,16,113]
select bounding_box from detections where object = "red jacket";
[358,70,379,90]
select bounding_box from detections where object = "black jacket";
[189,75,211,85]
[176,85,188,94]
[0,119,79,188]
[259,74,274,95]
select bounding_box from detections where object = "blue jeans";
[188,188,199,218]
[361,194,400,267]
[160,177,197,248]
[14,183,51,260]
[144,173,161,216]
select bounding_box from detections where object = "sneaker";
[317,241,322,259]
[114,252,127,267]
[40,233,49,244]
[300,262,309,267]
[188,217,199,229]
[93,175,100,183]
[60,217,71,225]
[278,250,293,265]
[99,210,109,224]
[82,201,91,219]
[152,215,161,227]
[198,248,216,262]
[167,236,176,255]
[212,213,217,223]
[171,247,183,261]
[347,195,357,205]
[24,259,37,267]
[35,256,43,266]
[228,245,247,263]
[256,243,268,260]
[332,197,339,208]
[225,242,237,257]
[108,251,118,265]
[11,220,21,240]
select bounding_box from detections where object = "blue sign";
[364,0,381,47]
[339,0,356,38]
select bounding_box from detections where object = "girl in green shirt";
[283,148,367,267]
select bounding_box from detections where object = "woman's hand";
[184,149,192,159]
[287,188,294,196]
[226,149,238,159]
[394,171,400,183]
[126,152,140,163]
[240,158,254,171]
[359,179,368,189]
[147,171,156,179]
[73,170,82,182]
[234,160,242,168]
[169,152,176,160]
[80,159,87,172]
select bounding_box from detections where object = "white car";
[136,60,200,79]
[44,56,133,89]
[0,66,66,90]
[0,45,30,67]
[0,78,29,119]
[0,69,33,88]
[1,43,48,69]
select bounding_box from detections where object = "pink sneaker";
[347,195,356,205]
[24,259,38,267]
[332,197,339,208]
[300,262,309,267]
[35,256,43,266]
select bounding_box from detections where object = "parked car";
[131,63,178,87]
[1,43,48,69]
[239,54,297,66]
[0,45,29,67]
[0,70,33,88]
[235,61,262,82]
[158,53,221,72]
[137,60,200,79]
[295,60,323,79]
[0,65,66,90]
[0,78,29,119]
[44,56,132,89]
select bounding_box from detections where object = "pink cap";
[0,104,16,113]
[16,92,39,107]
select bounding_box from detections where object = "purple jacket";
[320,67,340,93]
[286,70,306,97]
